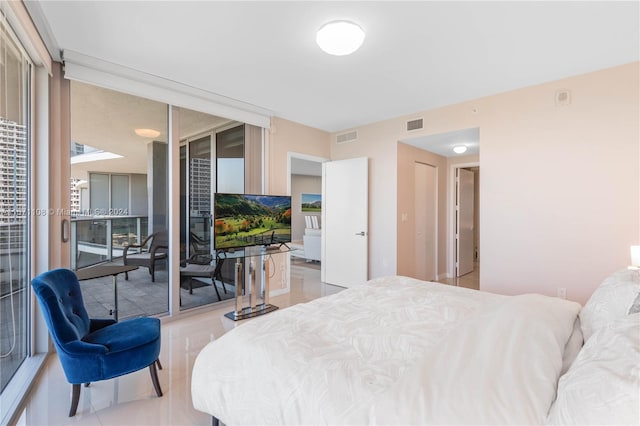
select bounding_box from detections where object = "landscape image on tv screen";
[214,193,292,250]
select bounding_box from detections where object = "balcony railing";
[71,216,149,270]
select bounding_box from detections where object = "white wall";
[330,62,639,304]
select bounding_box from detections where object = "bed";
[191,270,640,425]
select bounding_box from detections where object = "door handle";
[355,231,366,236]
[61,219,69,243]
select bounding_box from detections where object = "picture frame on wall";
[301,193,321,212]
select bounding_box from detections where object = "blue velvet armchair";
[31,268,163,416]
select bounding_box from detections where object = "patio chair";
[190,231,210,255]
[123,230,168,282]
[31,268,162,416]
[179,251,229,297]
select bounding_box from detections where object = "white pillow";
[579,269,640,341]
[546,313,640,425]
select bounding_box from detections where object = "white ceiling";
[291,158,323,176]
[26,1,639,136]
[402,127,480,158]
[69,81,231,176]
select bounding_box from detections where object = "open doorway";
[414,161,438,281]
[450,164,480,289]
[287,153,328,266]
[400,127,480,289]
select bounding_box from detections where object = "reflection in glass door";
[188,135,212,256]
[179,118,246,311]
[69,81,168,319]
[216,125,245,194]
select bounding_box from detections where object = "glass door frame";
[177,118,245,311]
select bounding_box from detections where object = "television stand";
[222,245,292,321]
[264,242,290,252]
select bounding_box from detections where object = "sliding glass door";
[188,135,212,256]
[0,15,30,395]
[216,125,245,194]
[70,81,169,318]
[179,109,246,310]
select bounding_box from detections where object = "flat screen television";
[213,193,292,250]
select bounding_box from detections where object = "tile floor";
[437,262,480,290]
[14,260,341,426]
[14,260,476,426]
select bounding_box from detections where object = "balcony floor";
[79,261,235,320]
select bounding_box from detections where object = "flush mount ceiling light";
[135,128,161,138]
[316,20,365,56]
[453,145,468,154]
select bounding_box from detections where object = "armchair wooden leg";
[149,361,163,397]
[156,359,162,370]
[69,383,81,417]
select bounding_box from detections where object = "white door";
[457,168,475,276]
[322,157,368,287]
[415,162,437,281]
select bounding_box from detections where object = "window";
[111,175,129,211]
[87,173,131,215]
[0,14,30,396]
[89,173,109,212]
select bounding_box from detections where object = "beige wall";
[479,63,639,303]
[266,117,330,293]
[267,117,330,195]
[330,62,639,304]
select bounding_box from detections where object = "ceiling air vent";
[336,130,358,144]
[406,118,424,132]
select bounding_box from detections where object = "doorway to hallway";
[451,164,479,280]
[414,162,437,282]
[438,262,479,290]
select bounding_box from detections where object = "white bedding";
[191,276,581,425]
[547,313,640,425]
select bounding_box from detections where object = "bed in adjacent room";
[191,270,640,425]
